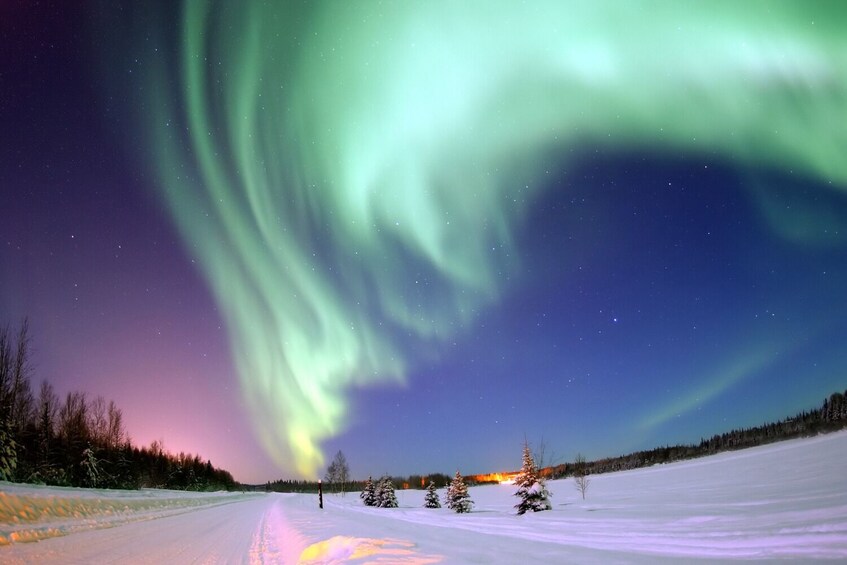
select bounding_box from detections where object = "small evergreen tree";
[424,480,441,508]
[360,476,377,506]
[446,471,473,513]
[514,441,552,515]
[376,475,398,508]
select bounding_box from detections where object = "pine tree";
[446,471,473,513]
[376,475,398,508]
[360,476,377,507]
[514,441,552,515]
[424,480,441,508]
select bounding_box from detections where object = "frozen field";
[2,431,847,563]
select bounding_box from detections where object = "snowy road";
[0,489,539,564]
[0,494,297,563]
[3,432,847,563]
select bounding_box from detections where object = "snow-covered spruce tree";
[376,476,398,508]
[446,471,473,513]
[360,476,377,507]
[443,477,454,508]
[514,441,552,515]
[424,481,441,508]
[375,476,386,506]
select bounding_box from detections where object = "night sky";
[2,1,846,484]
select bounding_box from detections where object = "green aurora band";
[130,1,846,477]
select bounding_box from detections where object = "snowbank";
[0,483,258,545]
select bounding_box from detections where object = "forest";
[0,321,236,491]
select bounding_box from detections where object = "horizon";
[260,387,846,485]
[2,1,846,484]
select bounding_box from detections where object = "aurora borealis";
[2,1,846,482]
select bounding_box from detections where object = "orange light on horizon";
[470,472,518,485]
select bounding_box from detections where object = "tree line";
[264,473,454,493]
[264,471,455,493]
[539,388,847,479]
[0,320,236,490]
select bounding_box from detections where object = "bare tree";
[36,380,59,466]
[59,391,89,450]
[336,451,350,496]
[106,400,125,449]
[533,436,549,470]
[532,436,563,479]
[89,395,108,446]
[0,320,34,432]
[11,321,33,428]
[573,453,590,500]
[324,450,350,495]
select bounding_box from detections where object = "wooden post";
[319,479,323,509]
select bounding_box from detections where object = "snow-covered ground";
[2,431,846,563]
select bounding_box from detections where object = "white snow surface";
[2,431,846,563]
